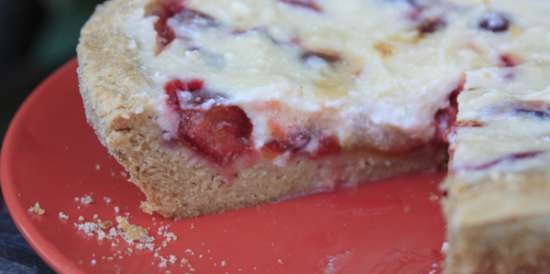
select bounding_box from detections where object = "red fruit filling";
[279,0,322,12]
[417,17,446,34]
[165,79,204,94]
[263,131,311,155]
[146,0,218,52]
[433,80,465,144]
[499,54,520,67]
[314,136,341,157]
[512,101,550,120]
[165,79,253,166]
[463,151,543,171]
[262,130,341,159]
[145,0,185,50]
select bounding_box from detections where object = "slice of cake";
[77,0,550,273]
[443,63,550,273]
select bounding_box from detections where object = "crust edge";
[443,172,550,274]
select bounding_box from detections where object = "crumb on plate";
[28,202,45,215]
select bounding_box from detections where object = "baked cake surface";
[77,0,550,273]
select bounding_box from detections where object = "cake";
[77,0,550,273]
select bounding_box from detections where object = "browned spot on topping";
[374,42,394,57]
[455,120,485,128]
[499,53,521,79]
[301,49,342,65]
[417,17,446,35]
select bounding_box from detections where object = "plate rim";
[0,58,446,274]
[0,59,86,274]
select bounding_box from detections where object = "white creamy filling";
[451,64,550,176]
[125,0,550,162]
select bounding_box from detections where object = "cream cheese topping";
[451,64,550,179]
[127,0,550,155]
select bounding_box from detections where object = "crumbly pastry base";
[78,0,550,273]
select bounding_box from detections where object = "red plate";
[1,59,446,274]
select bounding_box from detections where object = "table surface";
[0,203,54,274]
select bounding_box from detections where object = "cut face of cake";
[443,64,550,274]
[77,0,550,273]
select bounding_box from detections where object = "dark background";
[1,1,103,272]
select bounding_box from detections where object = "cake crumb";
[428,262,439,274]
[79,195,93,205]
[65,197,201,272]
[158,256,168,268]
[116,216,149,242]
[140,201,155,215]
[95,164,101,171]
[184,249,194,256]
[429,192,440,202]
[75,221,100,237]
[28,202,45,215]
[220,260,227,267]
[441,241,449,253]
[277,258,284,264]
[90,259,97,266]
[58,212,69,221]
[99,220,113,230]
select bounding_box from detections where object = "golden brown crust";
[78,0,153,143]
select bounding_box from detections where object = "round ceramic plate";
[1,59,446,274]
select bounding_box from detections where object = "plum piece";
[165,80,254,166]
[479,12,510,32]
[463,151,544,171]
[279,0,322,12]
